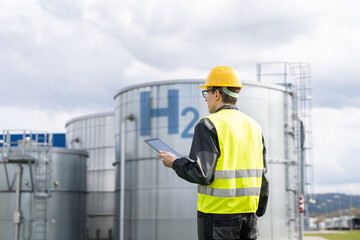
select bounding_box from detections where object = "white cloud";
[0,106,90,133]
[1,0,360,109]
[0,0,134,110]
[313,107,360,194]
[123,57,206,82]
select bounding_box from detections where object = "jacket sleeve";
[256,136,269,217]
[172,118,220,186]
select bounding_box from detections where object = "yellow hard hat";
[199,66,243,89]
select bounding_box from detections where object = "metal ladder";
[257,62,313,240]
[290,63,314,237]
[33,197,48,239]
[33,134,52,240]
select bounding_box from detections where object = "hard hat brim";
[198,85,243,89]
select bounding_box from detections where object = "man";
[159,66,269,240]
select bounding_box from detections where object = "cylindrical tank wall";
[113,80,297,240]
[0,147,88,240]
[66,112,115,239]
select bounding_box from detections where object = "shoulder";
[197,117,215,131]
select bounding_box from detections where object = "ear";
[215,90,221,101]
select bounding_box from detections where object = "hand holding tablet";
[144,138,182,158]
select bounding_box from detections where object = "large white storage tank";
[65,112,116,239]
[0,143,88,240]
[113,80,297,240]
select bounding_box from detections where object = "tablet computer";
[144,138,182,158]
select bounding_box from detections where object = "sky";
[1,0,360,197]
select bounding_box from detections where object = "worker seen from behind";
[159,66,269,240]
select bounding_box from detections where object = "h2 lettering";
[140,89,199,138]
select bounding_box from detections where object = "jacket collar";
[214,105,238,113]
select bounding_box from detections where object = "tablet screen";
[144,138,182,158]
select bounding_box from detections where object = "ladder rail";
[33,133,53,240]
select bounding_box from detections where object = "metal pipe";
[3,160,11,190]
[120,121,125,240]
[120,115,135,240]
[14,164,23,240]
[298,119,304,240]
[22,195,32,240]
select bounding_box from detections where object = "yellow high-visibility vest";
[197,109,263,214]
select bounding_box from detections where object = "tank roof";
[114,79,287,99]
[65,111,114,127]
[52,147,89,157]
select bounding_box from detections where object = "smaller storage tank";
[66,112,116,239]
[0,137,88,240]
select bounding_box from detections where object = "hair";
[211,87,241,105]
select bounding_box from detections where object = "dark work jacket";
[173,105,269,217]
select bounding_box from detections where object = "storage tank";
[0,144,88,240]
[113,80,297,240]
[65,112,116,239]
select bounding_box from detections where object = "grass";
[305,230,360,240]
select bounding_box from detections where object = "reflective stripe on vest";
[197,109,263,214]
[214,169,263,179]
[198,185,261,198]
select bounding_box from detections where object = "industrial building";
[0,62,313,240]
